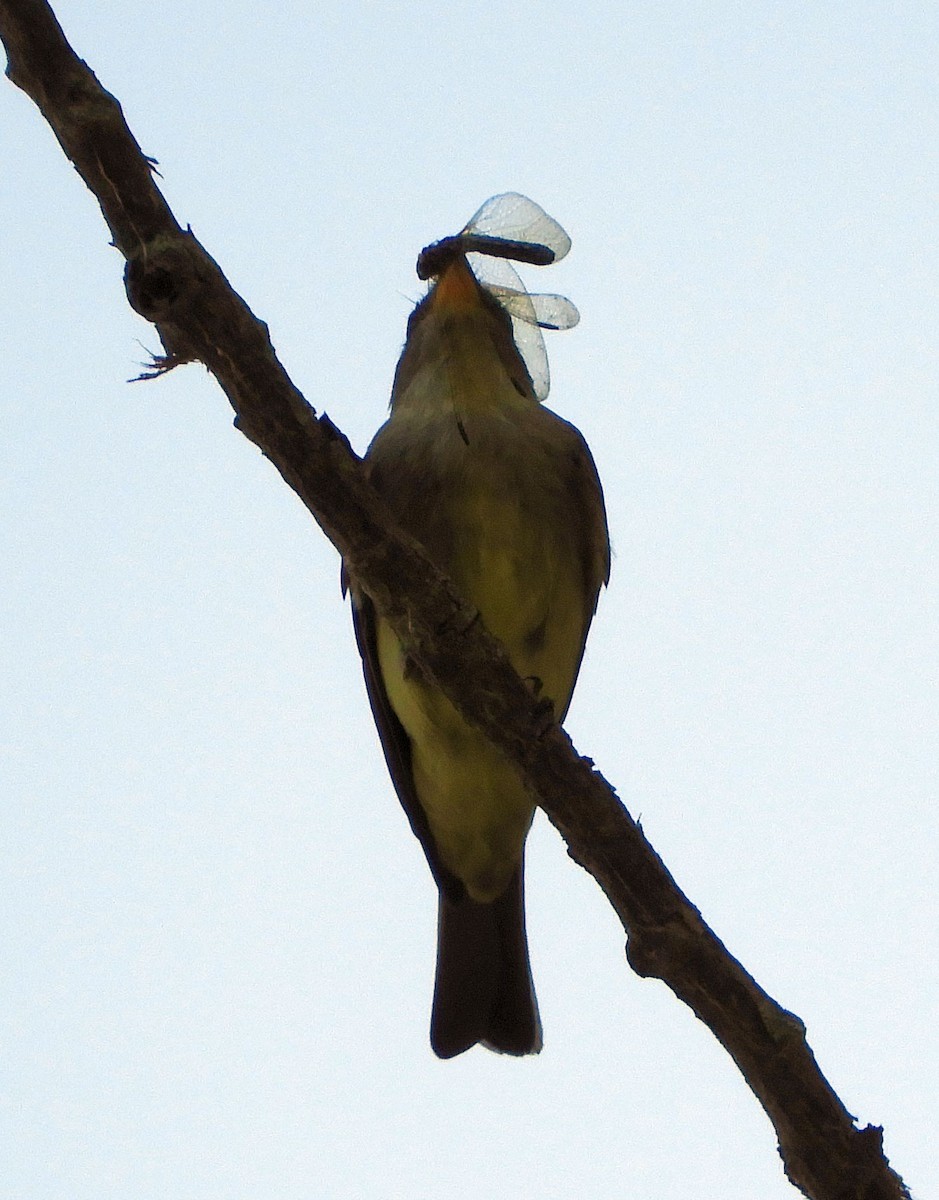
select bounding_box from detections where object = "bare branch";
[0,4,910,1197]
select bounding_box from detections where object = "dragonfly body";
[417,233,556,280]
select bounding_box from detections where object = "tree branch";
[0,3,910,1197]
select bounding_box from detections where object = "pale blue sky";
[2,2,936,1197]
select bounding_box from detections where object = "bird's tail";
[430,862,542,1058]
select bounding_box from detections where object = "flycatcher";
[348,196,609,1057]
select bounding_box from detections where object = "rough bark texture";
[0,4,911,1197]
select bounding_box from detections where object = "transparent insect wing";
[469,255,536,317]
[486,286,580,332]
[462,193,572,264]
[467,252,550,400]
[528,293,579,331]
[509,312,551,400]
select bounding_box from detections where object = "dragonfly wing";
[462,193,572,264]
[507,314,550,401]
[467,253,550,400]
[486,286,580,332]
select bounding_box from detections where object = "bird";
[346,195,609,1057]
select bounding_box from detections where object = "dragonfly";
[415,192,579,401]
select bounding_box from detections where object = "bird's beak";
[429,256,481,314]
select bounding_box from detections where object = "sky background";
[2,2,937,1197]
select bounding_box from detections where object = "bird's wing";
[348,582,464,901]
[550,426,611,724]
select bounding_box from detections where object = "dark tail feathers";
[430,863,542,1058]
